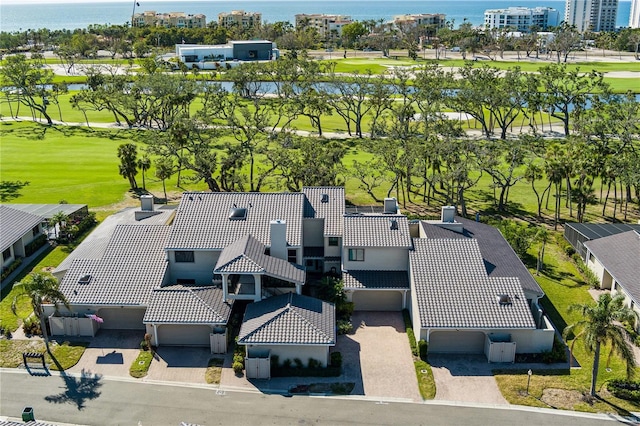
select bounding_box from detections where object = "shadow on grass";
[596,395,640,421]
[45,355,102,411]
[540,295,568,332]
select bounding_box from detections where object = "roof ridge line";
[240,305,289,342]
[186,287,223,322]
[286,299,331,341]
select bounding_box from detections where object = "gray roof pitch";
[59,225,170,305]
[5,203,86,219]
[0,205,44,252]
[167,192,304,250]
[419,218,544,297]
[302,187,345,236]
[343,270,410,289]
[566,222,640,241]
[214,234,305,284]
[343,215,412,248]
[238,293,335,345]
[585,230,640,303]
[410,238,535,329]
[144,285,232,324]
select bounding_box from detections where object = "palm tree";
[12,272,70,354]
[49,211,68,240]
[155,157,174,204]
[563,293,637,396]
[137,154,151,190]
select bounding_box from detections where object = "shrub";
[232,361,244,375]
[330,351,342,368]
[140,339,149,351]
[293,358,303,369]
[25,234,47,256]
[541,336,567,363]
[22,317,42,336]
[308,358,320,369]
[282,358,292,369]
[233,354,244,364]
[1,257,22,281]
[418,339,428,360]
[337,319,353,335]
[608,379,640,402]
[402,309,418,356]
[270,355,279,368]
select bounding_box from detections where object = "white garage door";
[352,290,402,311]
[429,331,485,354]
[158,324,211,346]
[97,308,145,330]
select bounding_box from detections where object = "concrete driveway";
[146,346,211,383]
[66,330,142,378]
[341,311,420,401]
[428,354,508,404]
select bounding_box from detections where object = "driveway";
[67,330,142,378]
[428,354,508,404]
[341,311,420,401]
[146,346,211,383]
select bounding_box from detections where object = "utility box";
[22,406,35,422]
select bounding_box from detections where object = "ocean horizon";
[0,0,633,33]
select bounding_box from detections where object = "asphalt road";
[0,369,630,426]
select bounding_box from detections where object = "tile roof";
[167,192,304,249]
[238,293,335,345]
[54,206,174,276]
[59,225,170,305]
[0,205,44,252]
[585,230,640,303]
[144,285,232,324]
[214,234,305,284]
[343,215,412,248]
[410,238,535,329]
[5,203,86,219]
[302,187,345,236]
[566,222,640,241]
[343,270,410,289]
[419,218,544,297]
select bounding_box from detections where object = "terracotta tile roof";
[238,293,335,345]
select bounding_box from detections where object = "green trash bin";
[22,406,34,422]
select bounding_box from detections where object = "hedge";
[402,309,418,357]
[25,234,47,257]
[608,379,640,402]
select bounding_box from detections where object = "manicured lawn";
[205,357,224,384]
[415,359,436,400]
[129,350,154,378]
[0,339,87,370]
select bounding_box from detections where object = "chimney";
[270,220,287,261]
[441,206,455,223]
[140,195,154,212]
[383,198,398,214]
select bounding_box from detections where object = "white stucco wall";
[251,345,331,367]
[586,252,612,289]
[343,247,408,271]
[169,250,220,284]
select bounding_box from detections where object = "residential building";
[564,0,619,32]
[631,0,640,28]
[48,188,554,372]
[295,14,353,39]
[484,7,560,32]
[0,206,45,271]
[393,13,446,30]
[175,41,279,69]
[585,230,640,329]
[218,10,262,30]
[132,11,206,28]
[564,222,640,260]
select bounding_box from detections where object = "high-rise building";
[484,7,559,32]
[218,10,262,30]
[133,11,206,28]
[295,14,353,39]
[564,0,618,32]
[393,14,447,30]
[630,0,640,28]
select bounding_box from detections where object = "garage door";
[97,308,145,330]
[429,331,485,354]
[157,324,211,346]
[352,290,402,311]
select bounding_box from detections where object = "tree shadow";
[45,355,102,411]
[595,395,640,421]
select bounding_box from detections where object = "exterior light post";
[526,369,533,395]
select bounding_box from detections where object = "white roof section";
[5,203,86,220]
[343,214,412,248]
[0,205,44,252]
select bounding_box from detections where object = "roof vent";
[229,207,247,220]
[321,193,329,203]
[497,294,512,305]
[78,275,92,285]
[383,198,398,214]
[390,219,399,230]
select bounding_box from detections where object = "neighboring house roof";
[5,203,86,219]
[214,234,305,284]
[0,205,44,252]
[167,192,304,250]
[565,222,640,241]
[343,215,412,248]
[59,225,170,305]
[144,285,232,324]
[410,238,535,329]
[419,218,544,297]
[54,206,174,277]
[238,293,335,345]
[585,230,640,303]
[302,187,345,236]
[343,270,410,289]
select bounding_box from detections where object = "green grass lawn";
[205,357,224,384]
[0,339,87,370]
[129,350,154,378]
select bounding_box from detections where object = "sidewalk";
[1,242,53,291]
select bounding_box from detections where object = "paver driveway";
[66,330,141,378]
[341,311,420,401]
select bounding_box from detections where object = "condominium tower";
[631,0,640,28]
[484,7,560,32]
[564,0,618,32]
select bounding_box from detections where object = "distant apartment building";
[393,13,447,29]
[218,10,262,30]
[564,0,619,32]
[133,11,206,28]
[484,7,560,32]
[295,14,353,39]
[631,0,640,28]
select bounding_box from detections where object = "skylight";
[78,274,92,285]
[497,294,512,305]
[229,207,248,220]
[321,193,329,203]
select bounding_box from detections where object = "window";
[32,225,40,237]
[3,248,12,262]
[348,248,364,261]
[175,251,195,263]
[288,249,297,263]
[328,237,339,246]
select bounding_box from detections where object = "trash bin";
[22,406,34,422]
